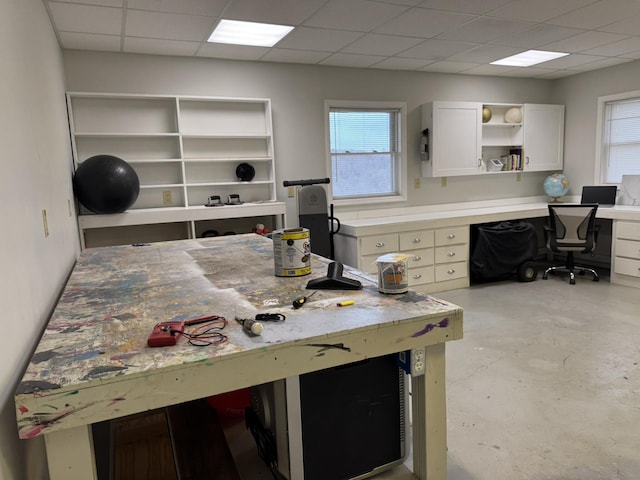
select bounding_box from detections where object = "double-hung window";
[597,91,640,183]
[326,101,406,204]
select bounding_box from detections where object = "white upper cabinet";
[421,101,564,177]
[422,101,482,177]
[522,104,565,172]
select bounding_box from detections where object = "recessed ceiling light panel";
[208,19,294,47]
[491,50,569,67]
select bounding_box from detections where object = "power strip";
[397,347,426,376]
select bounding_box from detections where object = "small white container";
[376,253,410,294]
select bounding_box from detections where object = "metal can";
[272,228,312,277]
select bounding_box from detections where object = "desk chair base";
[542,263,600,285]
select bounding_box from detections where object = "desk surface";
[338,202,640,237]
[15,234,463,441]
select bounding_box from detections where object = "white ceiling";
[43,0,640,79]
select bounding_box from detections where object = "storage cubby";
[68,92,285,247]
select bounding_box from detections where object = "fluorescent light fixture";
[491,50,569,67]
[208,19,294,47]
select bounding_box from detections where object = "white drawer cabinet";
[432,226,470,290]
[335,224,469,294]
[612,221,640,286]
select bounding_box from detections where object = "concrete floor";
[435,274,640,480]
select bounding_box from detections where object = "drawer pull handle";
[413,238,421,244]
[413,274,422,279]
[447,269,455,274]
[447,251,455,257]
[376,242,385,248]
[413,256,421,261]
[447,234,455,239]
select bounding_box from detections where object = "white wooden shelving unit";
[67,92,286,248]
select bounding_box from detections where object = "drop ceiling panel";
[374,8,474,38]
[48,2,122,35]
[127,0,227,16]
[125,10,215,41]
[303,0,407,31]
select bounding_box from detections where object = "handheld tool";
[293,290,317,309]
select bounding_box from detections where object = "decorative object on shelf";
[482,107,492,123]
[504,107,523,123]
[73,154,140,214]
[543,173,570,201]
[205,195,223,207]
[226,194,243,205]
[201,230,219,237]
[487,158,503,172]
[235,162,256,182]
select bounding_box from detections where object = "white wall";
[553,60,640,192]
[0,1,79,479]
[63,51,556,222]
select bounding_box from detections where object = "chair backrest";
[547,204,598,252]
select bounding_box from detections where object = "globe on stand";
[543,173,570,202]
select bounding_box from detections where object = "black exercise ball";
[73,155,140,214]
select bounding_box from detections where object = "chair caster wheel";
[542,272,548,280]
[570,278,576,285]
[593,277,600,282]
[517,261,537,282]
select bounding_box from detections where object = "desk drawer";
[435,261,467,282]
[616,221,640,241]
[615,239,640,260]
[435,226,468,246]
[407,248,434,268]
[400,230,434,251]
[435,244,468,264]
[408,265,434,286]
[614,256,640,278]
[360,234,399,256]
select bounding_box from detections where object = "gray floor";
[435,273,640,480]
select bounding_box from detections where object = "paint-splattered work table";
[15,234,463,480]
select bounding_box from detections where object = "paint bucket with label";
[376,253,409,294]
[272,227,312,277]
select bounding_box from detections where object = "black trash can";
[470,220,539,283]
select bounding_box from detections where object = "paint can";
[272,227,312,277]
[376,253,409,294]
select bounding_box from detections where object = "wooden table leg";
[412,342,447,480]
[44,425,98,480]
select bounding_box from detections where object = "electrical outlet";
[67,200,72,217]
[414,177,420,189]
[441,177,447,188]
[162,191,172,205]
[397,347,426,376]
[42,209,49,237]
[288,186,295,198]
[411,347,426,376]
[516,172,521,182]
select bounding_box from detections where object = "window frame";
[324,100,407,206]
[595,89,640,185]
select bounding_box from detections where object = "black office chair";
[542,204,600,285]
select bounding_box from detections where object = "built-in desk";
[334,201,640,292]
[15,234,462,480]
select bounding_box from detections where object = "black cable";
[255,313,286,322]
[245,407,286,480]
[182,317,228,346]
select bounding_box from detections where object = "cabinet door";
[523,104,564,172]
[426,101,482,177]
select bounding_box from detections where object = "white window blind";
[329,108,400,198]
[603,98,640,183]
